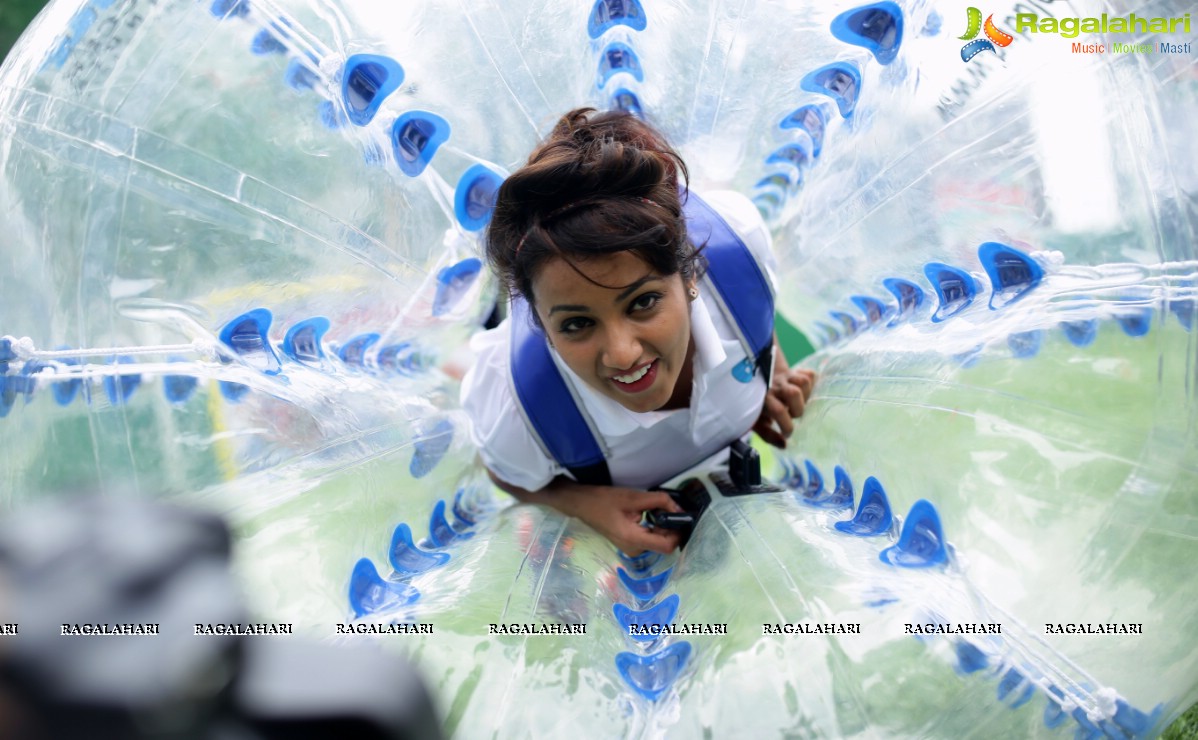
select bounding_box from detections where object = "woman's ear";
[686,281,699,301]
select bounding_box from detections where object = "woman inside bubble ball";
[461,107,816,555]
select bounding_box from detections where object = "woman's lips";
[610,359,658,394]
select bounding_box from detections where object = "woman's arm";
[753,335,817,449]
[487,470,684,555]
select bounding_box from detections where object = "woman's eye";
[559,317,592,334]
[630,293,661,312]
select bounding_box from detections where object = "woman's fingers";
[767,393,795,438]
[753,410,786,448]
[628,527,681,555]
[637,489,685,514]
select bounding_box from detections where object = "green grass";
[1165,702,1198,740]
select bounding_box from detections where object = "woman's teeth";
[613,363,651,384]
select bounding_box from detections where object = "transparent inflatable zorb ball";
[0,0,506,627]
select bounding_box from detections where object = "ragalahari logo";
[959,7,1014,62]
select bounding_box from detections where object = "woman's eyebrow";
[615,274,661,302]
[548,303,589,316]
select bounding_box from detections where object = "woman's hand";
[555,484,684,556]
[753,342,816,449]
[487,471,683,555]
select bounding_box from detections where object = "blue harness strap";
[685,191,776,375]
[509,190,775,486]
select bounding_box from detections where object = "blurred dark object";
[0,497,441,740]
[649,477,712,548]
[712,440,785,496]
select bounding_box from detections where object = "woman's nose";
[601,323,643,370]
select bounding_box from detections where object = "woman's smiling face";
[530,251,694,413]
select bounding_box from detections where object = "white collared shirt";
[460,190,777,490]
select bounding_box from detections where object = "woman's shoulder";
[459,319,561,491]
[460,319,514,429]
[695,188,778,285]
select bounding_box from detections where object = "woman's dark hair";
[486,108,699,310]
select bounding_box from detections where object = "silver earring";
[688,287,699,299]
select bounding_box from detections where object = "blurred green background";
[1,0,43,62]
[0,2,1194,737]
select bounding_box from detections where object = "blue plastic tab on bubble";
[0,377,12,418]
[882,277,925,325]
[219,308,280,402]
[830,310,859,335]
[831,2,904,65]
[434,259,483,316]
[924,9,942,35]
[1071,707,1103,738]
[1043,697,1067,730]
[978,242,1043,310]
[1117,305,1153,337]
[1170,298,1194,331]
[996,667,1023,700]
[617,566,673,600]
[389,523,451,575]
[391,111,450,178]
[220,308,280,372]
[779,458,804,490]
[341,54,404,126]
[452,488,478,528]
[851,295,889,325]
[780,104,827,157]
[802,460,823,498]
[955,641,988,673]
[756,173,793,193]
[817,466,854,509]
[615,642,691,701]
[1007,330,1042,359]
[209,0,249,19]
[14,361,46,404]
[613,593,680,643]
[103,357,141,405]
[880,499,948,568]
[454,165,504,232]
[588,0,647,38]
[597,42,644,88]
[319,100,346,129]
[752,193,782,215]
[1060,318,1097,347]
[163,357,199,404]
[376,342,416,375]
[617,549,662,573]
[1113,699,1160,737]
[251,27,287,55]
[426,499,473,548]
[835,476,893,535]
[337,333,379,367]
[924,263,978,323]
[284,59,320,91]
[611,88,644,118]
[410,418,454,479]
[800,62,862,118]
[348,558,420,617]
[996,669,1035,708]
[281,317,329,365]
[815,322,840,344]
[765,143,810,175]
[50,350,82,406]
